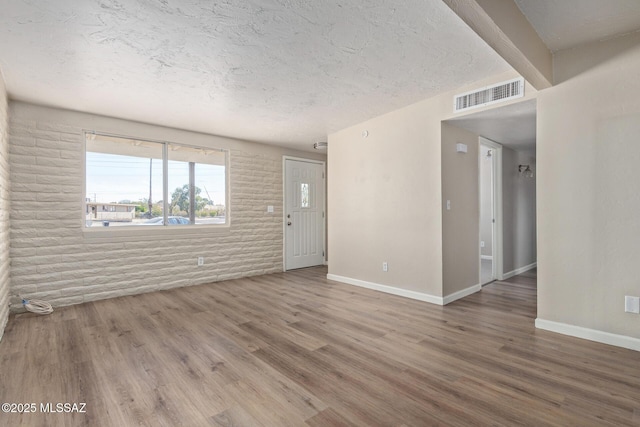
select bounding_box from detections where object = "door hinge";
[323,251,325,257]
[322,211,325,218]
[322,172,325,179]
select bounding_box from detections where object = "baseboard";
[442,284,482,305]
[480,255,493,261]
[535,318,640,352]
[502,262,537,280]
[326,274,443,305]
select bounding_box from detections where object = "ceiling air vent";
[454,77,524,113]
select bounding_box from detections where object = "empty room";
[1,1,639,426]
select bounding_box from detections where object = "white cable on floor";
[22,298,53,315]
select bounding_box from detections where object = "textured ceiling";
[515,0,640,52]
[449,0,640,151]
[447,99,537,151]
[0,0,511,150]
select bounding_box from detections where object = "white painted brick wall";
[0,72,9,341]
[8,102,325,310]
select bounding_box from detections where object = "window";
[85,133,227,228]
[301,183,309,208]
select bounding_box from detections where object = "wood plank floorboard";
[1,266,639,426]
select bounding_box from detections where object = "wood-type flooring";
[1,267,639,426]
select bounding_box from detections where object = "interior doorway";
[479,137,502,285]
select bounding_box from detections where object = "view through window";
[85,133,227,227]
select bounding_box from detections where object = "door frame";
[478,137,504,282]
[282,156,327,271]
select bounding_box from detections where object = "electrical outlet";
[625,296,640,314]
[446,200,451,210]
[382,262,388,272]
[197,257,204,266]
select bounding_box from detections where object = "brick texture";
[0,73,8,340]
[8,103,324,310]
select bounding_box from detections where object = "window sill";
[82,223,231,242]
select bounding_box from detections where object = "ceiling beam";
[443,0,553,89]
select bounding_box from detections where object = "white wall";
[442,122,480,296]
[8,102,325,310]
[328,70,536,302]
[328,97,444,298]
[0,70,9,341]
[502,147,536,275]
[537,31,640,343]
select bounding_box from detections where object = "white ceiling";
[450,0,640,152]
[447,99,537,151]
[2,1,638,151]
[0,0,511,151]
[515,0,640,52]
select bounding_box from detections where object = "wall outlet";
[197,257,204,266]
[382,262,388,272]
[480,241,485,248]
[267,205,274,213]
[625,296,640,314]
[446,200,451,210]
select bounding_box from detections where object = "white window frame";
[82,131,230,234]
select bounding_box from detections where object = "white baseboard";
[480,255,493,261]
[326,275,482,307]
[442,284,482,305]
[502,262,537,280]
[535,318,640,352]
[326,274,443,305]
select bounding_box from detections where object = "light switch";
[446,200,451,210]
[267,205,274,213]
[625,296,640,314]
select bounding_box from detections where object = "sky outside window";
[86,150,226,205]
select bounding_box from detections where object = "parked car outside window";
[143,216,189,225]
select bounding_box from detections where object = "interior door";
[480,143,496,285]
[479,137,503,284]
[284,159,325,270]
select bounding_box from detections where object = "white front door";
[284,158,325,270]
